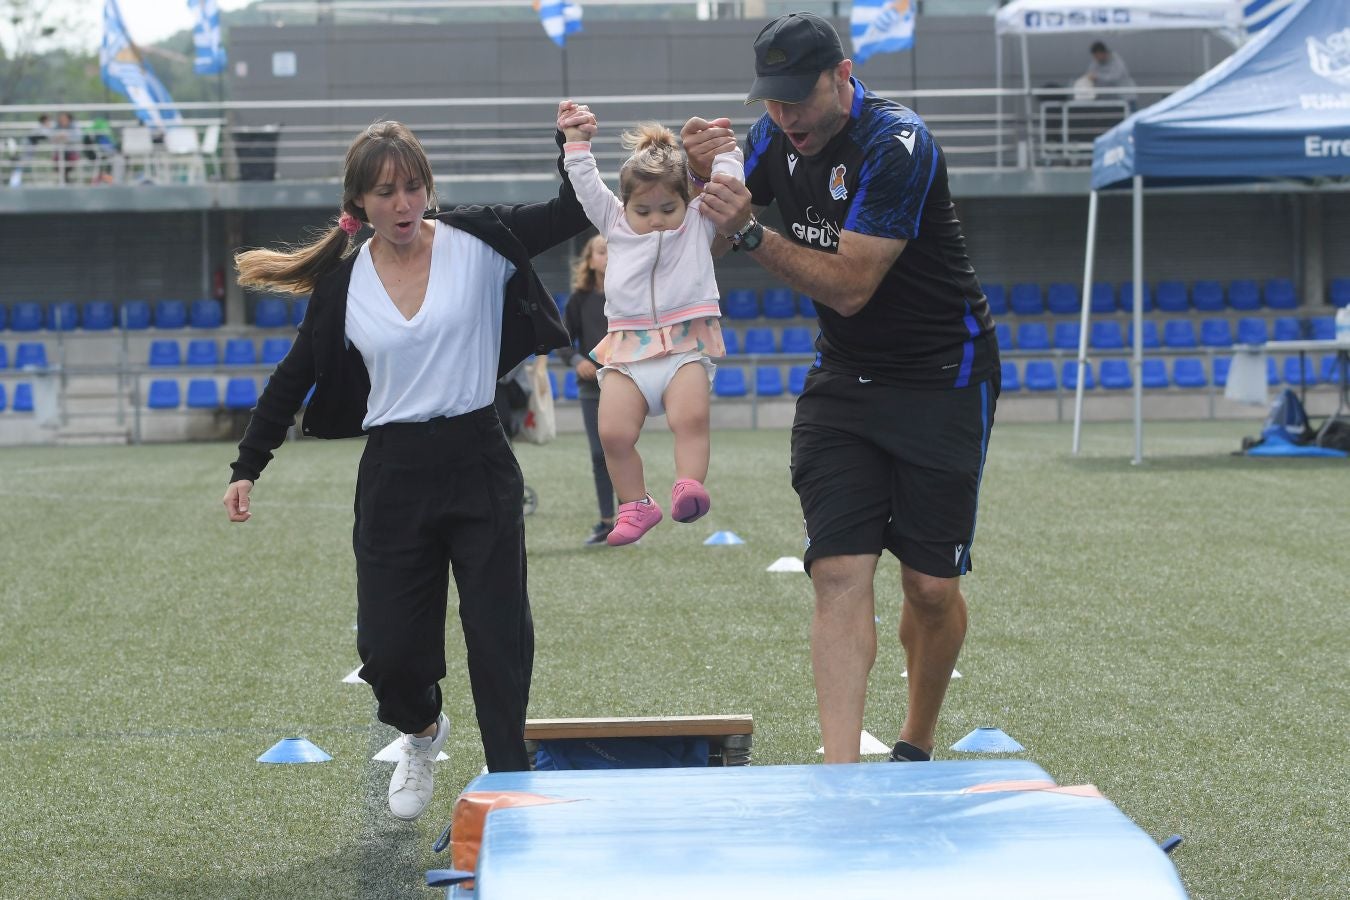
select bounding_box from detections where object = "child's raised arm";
[557,100,598,143]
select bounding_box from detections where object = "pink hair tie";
[338,211,362,235]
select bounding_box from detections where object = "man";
[685,12,998,764]
[1085,40,1137,107]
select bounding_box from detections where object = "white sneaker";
[388,712,449,821]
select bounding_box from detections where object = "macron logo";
[954,543,964,566]
[787,153,799,175]
[894,128,916,155]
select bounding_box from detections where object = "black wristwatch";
[730,216,764,252]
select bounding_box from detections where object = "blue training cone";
[950,727,1025,754]
[258,737,333,764]
[704,530,745,545]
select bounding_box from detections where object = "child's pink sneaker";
[607,494,663,546]
[670,478,711,524]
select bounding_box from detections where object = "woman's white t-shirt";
[345,220,516,429]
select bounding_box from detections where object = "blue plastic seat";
[1264,278,1297,310]
[147,379,181,409]
[1213,356,1231,387]
[1061,360,1094,390]
[722,329,740,355]
[1141,359,1169,388]
[1308,316,1335,341]
[261,337,293,364]
[0,383,6,410]
[761,288,796,319]
[547,370,559,398]
[1236,317,1268,345]
[190,299,223,329]
[743,327,776,355]
[1119,281,1153,312]
[1089,320,1124,350]
[1228,280,1260,311]
[46,301,79,331]
[120,300,152,330]
[994,323,1013,350]
[722,290,759,320]
[1271,316,1301,342]
[713,367,747,397]
[82,301,116,331]
[1155,281,1188,313]
[224,339,257,366]
[1052,322,1080,351]
[1172,358,1207,388]
[14,342,47,370]
[0,345,7,368]
[780,327,813,354]
[1099,359,1132,389]
[13,383,34,412]
[1199,318,1233,347]
[0,305,5,330]
[1162,320,1197,348]
[1320,355,1343,383]
[186,339,219,366]
[788,364,810,395]
[254,297,289,328]
[1132,320,1160,349]
[1023,361,1056,391]
[1045,283,1080,315]
[797,294,817,319]
[1266,356,1280,385]
[224,377,259,409]
[148,340,181,367]
[10,302,42,332]
[154,300,187,329]
[1191,280,1225,312]
[982,284,1007,316]
[291,298,309,326]
[1009,283,1043,316]
[1283,356,1318,386]
[186,378,219,408]
[1331,278,1350,308]
[1016,322,1050,350]
[999,361,1020,392]
[563,371,579,400]
[1089,282,1115,314]
[756,366,784,397]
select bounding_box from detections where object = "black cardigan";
[229,132,591,484]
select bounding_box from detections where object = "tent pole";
[1132,175,1144,466]
[1020,34,1033,164]
[996,34,1004,168]
[1072,189,1099,455]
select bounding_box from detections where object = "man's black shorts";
[790,368,997,579]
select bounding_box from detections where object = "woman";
[222,105,595,822]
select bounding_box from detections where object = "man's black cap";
[745,13,845,105]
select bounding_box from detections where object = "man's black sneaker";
[583,522,614,547]
[889,740,932,762]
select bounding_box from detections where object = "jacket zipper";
[648,232,664,334]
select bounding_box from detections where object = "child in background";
[558,100,743,546]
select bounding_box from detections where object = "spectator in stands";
[682,13,999,766]
[559,102,741,545]
[222,107,594,820]
[28,114,52,146]
[561,234,618,546]
[54,112,83,182]
[1084,41,1137,108]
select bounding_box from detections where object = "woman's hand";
[223,480,253,522]
[680,117,736,182]
[575,358,599,382]
[558,100,598,143]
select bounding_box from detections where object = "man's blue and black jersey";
[744,78,998,389]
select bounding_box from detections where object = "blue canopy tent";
[1071,0,1350,462]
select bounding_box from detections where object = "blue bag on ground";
[1260,388,1314,445]
[534,736,709,770]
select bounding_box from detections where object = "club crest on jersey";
[787,152,799,175]
[828,164,848,200]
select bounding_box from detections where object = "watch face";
[743,223,763,251]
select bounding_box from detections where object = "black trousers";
[353,405,533,772]
[579,393,615,520]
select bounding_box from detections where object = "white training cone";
[817,730,891,756]
[704,531,745,545]
[373,736,449,763]
[765,556,805,572]
[342,667,365,684]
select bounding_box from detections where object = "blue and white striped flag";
[535,0,583,47]
[189,0,227,75]
[1242,0,1297,34]
[850,0,916,65]
[100,0,182,130]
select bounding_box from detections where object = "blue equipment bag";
[534,736,710,770]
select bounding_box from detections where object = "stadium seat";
[1023,361,1056,391]
[186,378,219,409]
[1320,355,1343,383]
[999,361,1020,392]
[148,340,181,367]
[788,364,810,395]
[756,366,784,397]
[0,383,5,410]
[1099,359,1132,389]
[1191,280,1225,312]
[1264,278,1297,310]
[1045,283,1080,315]
[1052,322,1080,351]
[1131,320,1160,349]
[147,379,180,409]
[14,342,47,370]
[1118,281,1153,312]
[564,371,579,400]
[261,337,293,364]
[186,339,219,366]
[46,301,79,331]
[1162,320,1197,349]
[548,370,558,398]
[982,284,1007,316]
[761,288,796,319]
[1283,356,1318,386]
[224,338,257,366]
[1213,356,1231,387]
[743,327,776,355]
[120,300,152,330]
[1089,320,1124,350]
[13,383,33,412]
[1155,281,1188,313]
[1009,283,1043,316]
[155,300,187,329]
[291,298,309,325]
[1061,360,1094,390]
[1089,282,1115,314]
[798,294,817,318]
[1271,316,1302,342]
[10,302,42,332]
[0,344,6,368]
[1172,358,1207,388]
[780,327,813,354]
[254,297,289,328]
[994,323,1013,351]
[1308,316,1335,341]
[0,304,5,330]
[1227,280,1260,311]
[224,377,259,410]
[1016,322,1050,350]
[1236,317,1268,345]
[713,367,747,397]
[722,290,759,320]
[1330,278,1350,308]
[82,301,116,331]
[722,328,740,355]
[190,299,223,329]
[1141,359,1169,388]
[1266,356,1280,386]
[1199,318,1233,347]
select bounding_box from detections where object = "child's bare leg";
[664,362,711,481]
[598,371,649,503]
